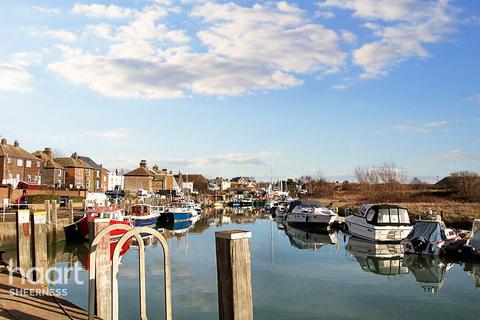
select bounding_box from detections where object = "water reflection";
[345,237,408,276]
[403,255,452,295]
[283,222,337,250]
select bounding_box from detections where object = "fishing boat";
[64,206,131,241]
[401,219,459,255]
[186,200,202,214]
[463,219,480,258]
[345,204,412,242]
[126,204,161,227]
[164,202,197,221]
[285,200,337,229]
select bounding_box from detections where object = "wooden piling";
[31,211,48,283]
[16,209,32,276]
[69,200,74,223]
[45,200,51,222]
[51,200,58,226]
[215,230,253,320]
[89,219,112,320]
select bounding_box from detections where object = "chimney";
[72,152,78,159]
[140,160,147,168]
[44,147,52,158]
[13,140,19,147]
[1,138,6,146]
[152,164,159,171]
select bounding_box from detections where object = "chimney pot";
[0,138,6,145]
[13,140,19,147]
[140,160,147,168]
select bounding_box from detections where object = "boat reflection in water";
[283,222,337,250]
[403,254,453,294]
[346,237,408,276]
[464,263,480,288]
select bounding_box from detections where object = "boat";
[64,206,131,241]
[241,198,254,207]
[346,237,408,276]
[186,200,202,214]
[463,219,480,258]
[164,202,198,222]
[272,201,289,220]
[403,254,452,294]
[401,219,459,255]
[345,204,412,242]
[285,200,337,229]
[126,204,161,227]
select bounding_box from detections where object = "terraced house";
[0,139,42,187]
[55,153,94,191]
[33,147,65,189]
[79,155,109,192]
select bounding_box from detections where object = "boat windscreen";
[407,222,443,242]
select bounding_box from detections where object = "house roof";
[174,174,208,184]
[124,167,156,177]
[78,156,103,170]
[34,151,64,169]
[0,139,40,161]
[55,153,94,169]
[231,176,254,183]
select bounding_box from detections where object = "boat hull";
[286,213,337,230]
[346,216,412,242]
[131,216,159,227]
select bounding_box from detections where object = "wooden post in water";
[51,200,58,226]
[68,200,74,223]
[89,219,112,320]
[215,230,253,320]
[31,211,48,283]
[16,209,32,276]
[45,200,51,222]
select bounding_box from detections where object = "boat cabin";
[354,204,410,226]
[130,204,152,216]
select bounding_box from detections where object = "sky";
[0,0,479,181]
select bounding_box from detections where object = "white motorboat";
[401,219,459,255]
[273,201,289,220]
[345,204,412,242]
[285,200,337,229]
[464,219,480,257]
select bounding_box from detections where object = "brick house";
[124,160,156,193]
[151,165,177,192]
[33,147,65,189]
[174,173,209,194]
[0,139,42,187]
[55,153,94,190]
[78,156,109,192]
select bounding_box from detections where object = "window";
[389,208,399,223]
[96,181,100,189]
[34,175,38,182]
[27,175,32,182]
[6,157,11,164]
[366,209,375,221]
[36,161,41,167]
[399,209,409,224]
[26,160,32,168]
[96,170,100,176]
[17,159,23,167]
[58,170,62,177]
[75,178,81,185]
[378,209,391,224]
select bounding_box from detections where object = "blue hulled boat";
[126,204,161,227]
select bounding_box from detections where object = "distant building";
[174,173,209,194]
[34,147,65,189]
[55,153,94,190]
[230,176,256,189]
[124,160,156,193]
[108,169,125,191]
[211,177,231,191]
[78,156,109,192]
[0,139,42,187]
[151,165,177,192]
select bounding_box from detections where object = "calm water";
[50,209,479,319]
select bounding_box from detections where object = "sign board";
[33,212,47,224]
[17,210,30,224]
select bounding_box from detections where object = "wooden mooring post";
[68,199,74,223]
[31,211,48,282]
[51,200,58,226]
[16,209,32,276]
[215,230,253,320]
[89,219,112,320]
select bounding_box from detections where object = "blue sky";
[0,0,479,181]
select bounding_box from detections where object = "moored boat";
[126,204,161,227]
[64,206,131,241]
[345,204,412,242]
[401,219,459,255]
[164,202,197,222]
[463,219,480,258]
[285,200,337,230]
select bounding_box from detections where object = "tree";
[449,171,480,201]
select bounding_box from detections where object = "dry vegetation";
[300,164,480,228]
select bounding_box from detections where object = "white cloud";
[0,63,33,92]
[394,120,448,133]
[340,30,357,43]
[441,149,479,161]
[72,3,134,19]
[257,150,281,158]
[321,0,457,78]
[11,51,43,66]
[31,6,61,14]
[30,29,77,42]
[467,93,480,104]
